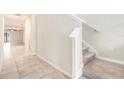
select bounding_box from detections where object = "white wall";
[82,23,124,62]
[36,15,80,77]
[9,31,24,44]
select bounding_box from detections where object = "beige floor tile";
[1,45,69,79]
[0,73,19,79]
[20,74,41,79]
[40,73,69,79]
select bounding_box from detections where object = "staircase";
[83,42,96,66]
[82,42,124,79]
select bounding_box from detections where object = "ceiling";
[76,14,124,32]
[4,14,30,28]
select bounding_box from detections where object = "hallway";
[0,44,69,79]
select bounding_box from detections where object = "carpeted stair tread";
[83,52,95,65]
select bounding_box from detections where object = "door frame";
[0,15,4,72]
[23,14,37,55]
[29,15,37,55]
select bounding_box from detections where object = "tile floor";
[0,43,69,79]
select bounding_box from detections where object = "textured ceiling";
[4,14,30,28]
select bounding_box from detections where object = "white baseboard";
[96,56,124,65]
[37,54,72,78]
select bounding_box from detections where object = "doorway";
[2,14,37,62]
[0,14,39,79]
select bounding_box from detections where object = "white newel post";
[70,27,83,79]
[0,15,4,72]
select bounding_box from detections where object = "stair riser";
[84,55,95,65]
[83,48,89,54]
